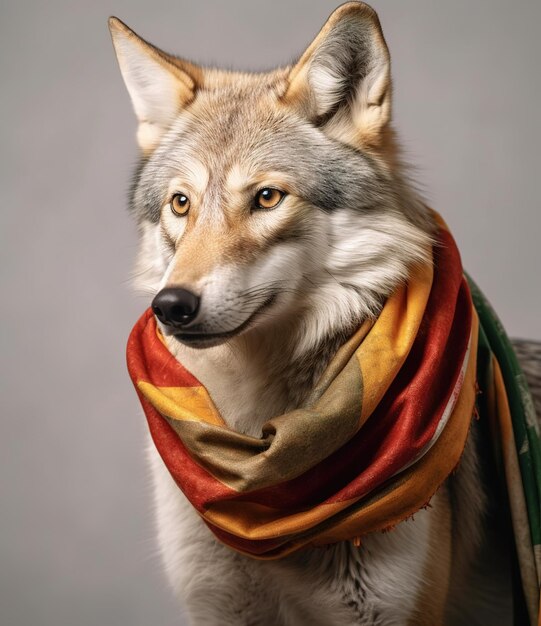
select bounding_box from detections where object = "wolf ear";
[282,2,391,148]
[109,17,200,153]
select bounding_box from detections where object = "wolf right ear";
[109,17,200,153]
[282,2,391,149]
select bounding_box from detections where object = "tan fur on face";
[166,165,210,207]
[162,182,312,291]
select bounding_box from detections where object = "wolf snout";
[152,287,200,327]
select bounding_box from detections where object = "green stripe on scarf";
[469,275,541,625]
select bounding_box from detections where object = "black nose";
[151,287,200,327]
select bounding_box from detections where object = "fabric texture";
[126,221,540,624]
[468,277,541,625]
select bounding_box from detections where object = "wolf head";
[110,2,434,355]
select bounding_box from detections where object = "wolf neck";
[164,320,353,437]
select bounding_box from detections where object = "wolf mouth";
[172,293,277,348]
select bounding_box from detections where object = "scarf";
[126,219,541,624]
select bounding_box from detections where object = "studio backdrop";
[1,1,539,625]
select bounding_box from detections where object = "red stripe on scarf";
[127,309,201,388]
[139,393,236,509]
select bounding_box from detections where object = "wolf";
[109,2,541,624]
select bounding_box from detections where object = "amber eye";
[171,193,190,216]
[254,188,286,210]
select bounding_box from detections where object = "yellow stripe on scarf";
[357,258,434,423]
[137,381,223,426]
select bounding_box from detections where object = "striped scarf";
[127,220,541,624]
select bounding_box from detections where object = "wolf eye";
[254,188,285,210]
[171,193,190,216]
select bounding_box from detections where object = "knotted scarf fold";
[126,218,541,624]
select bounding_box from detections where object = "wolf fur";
[110,3,541,624]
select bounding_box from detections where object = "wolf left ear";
[283,2,391,148]
[109,17,200,153]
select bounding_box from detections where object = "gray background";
[1,1,539,625]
